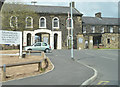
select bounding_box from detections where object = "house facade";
[1,3,119,50]
[77,12,119,49]
[2,2,83,50]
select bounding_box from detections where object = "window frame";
[83,26,86,33]
[101,27,104,33]
[91,26,95,33]
[25,16,33,28]
[39,17,46,28]
[52,17,59,29]
[66,18,73,29]
[10,16,18,28]
[110,26,113,33]
[107,38,110,44]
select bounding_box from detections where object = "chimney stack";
[70,2,75,8]
[95,12,102,18]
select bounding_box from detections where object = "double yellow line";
[97,81,110,85]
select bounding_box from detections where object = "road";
[2,50,94,85]
[2,49,118,85]
[74,49,118,85]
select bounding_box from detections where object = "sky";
[5,0,119,18]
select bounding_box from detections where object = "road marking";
[97,81,110,85]
[101,56,116,61]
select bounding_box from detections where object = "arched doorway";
[54,33,58,49]
[35,33,41,43]
[35,33,50,44]
[27,33,31,46]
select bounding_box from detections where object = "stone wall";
[102,33,119,48]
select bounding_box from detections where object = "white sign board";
[0,30,22,44]
[79,38,83,43]
[0,30,22,58]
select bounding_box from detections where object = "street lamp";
[70,1,74,60]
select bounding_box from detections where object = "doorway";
[54,33,58,49]
[27,33,31,46]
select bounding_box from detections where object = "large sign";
[0,30,22,58]
[0,30,22,44]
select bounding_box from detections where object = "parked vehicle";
[24,42,51,53]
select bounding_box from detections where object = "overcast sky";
[5,0,119,18]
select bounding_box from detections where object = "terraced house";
[1,2,119,50]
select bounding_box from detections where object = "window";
[83,26,86,33]
[39,17,46,28]
[42,43,47,46]
[53,17,59,28]
[107,39,110,44]
[35,43,41,46]
[101,27,104,33]
[119,28,120,33]
[26,16,33,28]
[91,26,95,33]
[110,27,113,33]
[66,18,73,29]
[10,16,18,28]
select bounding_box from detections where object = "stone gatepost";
[89,36,93,49]
[77,34,85,50]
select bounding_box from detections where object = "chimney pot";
[95,12,102,18]
[69,2,75,8]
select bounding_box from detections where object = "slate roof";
[2,4,82,16]
[82,17,118,25]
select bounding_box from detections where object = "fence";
[0,52,49,81]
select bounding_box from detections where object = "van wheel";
[45,49,49,53]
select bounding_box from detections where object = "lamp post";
[70,2,74,60]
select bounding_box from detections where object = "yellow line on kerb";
[97,81,110,85]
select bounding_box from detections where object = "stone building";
[77,12,119,49]
[1,3,119,50]
[1,2,83,50]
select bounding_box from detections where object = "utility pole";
[70,1,74,60]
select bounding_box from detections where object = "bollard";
[2,64,6,81]
[41,52,45,59]
[38,62,41,72]
[28,50,31,55]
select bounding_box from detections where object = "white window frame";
[101,27,104,33]
[25,16,33,28]
[110,26,113,33]
[66,18,73,29]
[83,26,86,33]
[91,26,95,33]
[119,28,120,33]
[39,17,46,28]
[10,16,18,28]
[52,17,59,29]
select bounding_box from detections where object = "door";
[54,33,58,49]
[27,33,31,46]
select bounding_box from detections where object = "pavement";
[2,50,94,85]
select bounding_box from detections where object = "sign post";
[70,2,74,60]
[0,30,22,58]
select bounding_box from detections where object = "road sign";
[0,30,22,58]
[0,30,22,44]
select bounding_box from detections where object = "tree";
[1,3,39,32]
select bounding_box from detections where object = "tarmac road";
[74,49,118,85]
[2,50,94,85]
